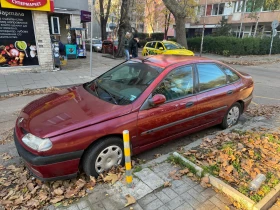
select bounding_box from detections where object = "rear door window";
[196,63,227,92]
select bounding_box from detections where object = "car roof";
[132,55,216,69]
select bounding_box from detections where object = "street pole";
[90,0,95,77]
[200,0,207,57]
[238,0,247,38]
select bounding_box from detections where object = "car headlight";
[22,133,52,152]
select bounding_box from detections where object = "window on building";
[219,3,225,14]
[234,0,243,12]
[198,5,205,16]
[206,5,212,15]
[212,4,219,15]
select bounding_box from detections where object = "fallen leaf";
[50,196,64,204]
[179,168,189,175]
[169,170,181,180]
[164,181,172,188]
[27,183,34,191]
[125,194,136,207]
[103,173,119,184]
[54,188,64,195]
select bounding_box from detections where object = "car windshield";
[93,40,101,44]
[164,42,185,50]
[84,61,163,105]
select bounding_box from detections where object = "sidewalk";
[1,52,280,95]
[0,53,123,95]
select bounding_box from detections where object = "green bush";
[151,33,164,40]
[187,36,280,55]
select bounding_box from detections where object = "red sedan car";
[14,55,254,181]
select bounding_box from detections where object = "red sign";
[5,0,48,8]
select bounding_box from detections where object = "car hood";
[163,49,194,56]
[18,86,132,138]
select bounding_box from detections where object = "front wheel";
[221,103,242,129]
[82,137,124,177]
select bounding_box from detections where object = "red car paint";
[14,55,254,180]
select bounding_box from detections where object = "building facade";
[188,0,280,38]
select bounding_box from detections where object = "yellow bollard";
[123,130,133,187]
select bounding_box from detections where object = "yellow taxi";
[142,41,194,56]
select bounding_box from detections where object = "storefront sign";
[81,10,91,23]
[0,7,39,67]
[0,0,53,11]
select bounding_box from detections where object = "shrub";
[187,36,280,55]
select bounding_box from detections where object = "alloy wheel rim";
[227,106,240,127]
[95,145,123,173]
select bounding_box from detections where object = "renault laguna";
[14,55,254,181]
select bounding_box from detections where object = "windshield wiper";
[93,81,99,97]
[97,83,118,105]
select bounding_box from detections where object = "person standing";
[129,34,141,58]
[124,32,132,61]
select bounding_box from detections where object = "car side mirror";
[159,47,164,50]
[148,94,166,107]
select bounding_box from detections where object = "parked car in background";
[85,39,102,52]
[142,41,194,56]
[14,55,253,181]
[102,40,118,55]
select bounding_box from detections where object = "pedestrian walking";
[129,34,141,58]
[124,32,132,61]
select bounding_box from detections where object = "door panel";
[137,65,198,146]
[195,63,237,125]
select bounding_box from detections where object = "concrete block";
[162,188,178,200]
[134,168,165,190]
[165,196,185,210]
[138,193,157,207]
[154,190,171,203]
[143,199,164,210]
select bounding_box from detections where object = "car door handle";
[227,90,233,95]
[186,102,194,108]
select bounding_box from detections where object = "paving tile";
[210,196,227,210]
[193,184,206,193]
[180,191,200,208]
[152,162,173,173]
[77,200,90,209]
[171,180,185,188]
[156,206,169,210]
[161,188,178,200]
[8,86,23,92]
[143,198,164,210]
[187,188,207,203]
[196,200,216,210]
[154,190,171,203]
[122,203,144,210]
[174,183,193,195]
[215,194,232,205]
[0,87,9,93]
[23,84,37,90]
[101,194,126,210]
[67,204,79,210]
[134,168,164,190]
[80,207,91,210]
[138,193,157,207]
[165,196,185,210]
[175,202,194,210]
[90,201,105,210]
[88,190,108,204]
[201,188,216,199]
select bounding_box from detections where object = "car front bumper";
[14,130,83,181]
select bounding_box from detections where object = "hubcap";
[95,145,123,173]
[227,106,240,127]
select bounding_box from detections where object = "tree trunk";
[162,0,188,48]
[164,12,171,40]
[99,0,112,41]
[175,16,188,48]
[115,0,131,58]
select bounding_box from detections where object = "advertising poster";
[0,7,39,67]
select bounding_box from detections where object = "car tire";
[82,136,124,177]
[221,102,242,129]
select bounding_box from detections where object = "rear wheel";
[221,102,241,129]
[82,137,124,177]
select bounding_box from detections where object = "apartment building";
[188,0,280,38]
